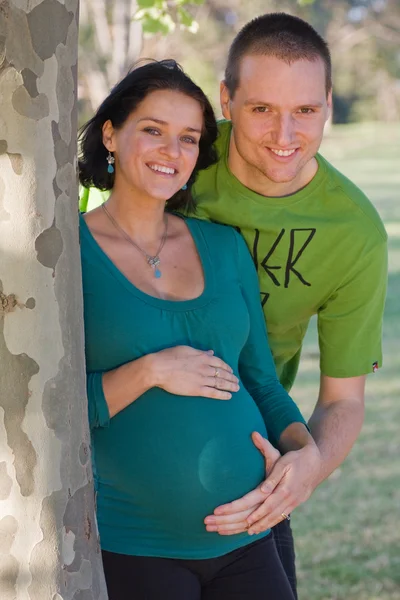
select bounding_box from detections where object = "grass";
[292,122,400,600]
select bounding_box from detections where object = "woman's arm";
[87,346,239,429]
[234,230,309,447]
[86,356,152,429]
[203,232,321,536]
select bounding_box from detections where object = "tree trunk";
[0,1,107,598]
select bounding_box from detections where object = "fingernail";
[207,350,214,355]
[204,517,216,524]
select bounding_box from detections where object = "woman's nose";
[161,136,181,158]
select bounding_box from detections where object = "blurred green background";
[292,123,400,600]
[77,1,400,597]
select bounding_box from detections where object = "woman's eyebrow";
[137,117,201,133]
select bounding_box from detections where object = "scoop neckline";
[80,213,215,312]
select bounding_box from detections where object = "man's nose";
[273,114,295,147]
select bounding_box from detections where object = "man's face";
[221,54,332,195]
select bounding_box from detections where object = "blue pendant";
[107,164,114,174]
[155,268,162,278]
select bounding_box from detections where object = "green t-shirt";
[81,214,306,558]
[79,120,387,390]
[193,121,387,389]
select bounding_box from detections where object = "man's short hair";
[225,12,332,98]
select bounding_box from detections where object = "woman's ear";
[102,120,116,152]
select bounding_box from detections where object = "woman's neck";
[105,190,167,249]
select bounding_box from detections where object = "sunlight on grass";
[291,122,400,600]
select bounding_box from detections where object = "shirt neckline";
[219,120,328,207]
[80,213,215,312]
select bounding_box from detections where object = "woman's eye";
[143,127,161,135]
[181,136,197,144]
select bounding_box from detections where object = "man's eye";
[299,108,314,114]
[143,127,161,135]
[253,106,269,113]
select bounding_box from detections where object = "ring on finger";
[281,512,290,521]
[214,368,220,378]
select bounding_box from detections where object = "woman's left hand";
[204,432,322,535]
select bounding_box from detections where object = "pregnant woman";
[79,59,316,600]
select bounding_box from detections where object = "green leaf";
[137,0,158,8]
[177,6,193,27]
[141,12,175,35]
[297,0,315,4]
[133,6,161,21]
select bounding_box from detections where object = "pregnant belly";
[93,388,268,534]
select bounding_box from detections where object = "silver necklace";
[102,203,168,279]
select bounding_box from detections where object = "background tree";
[78,0,399,124]
[78,0,203,122]
[0,1,107,598]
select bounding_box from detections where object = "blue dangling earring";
[181,184,188,190]
[107,151,115,174]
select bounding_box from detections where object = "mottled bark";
[0,1,107,598]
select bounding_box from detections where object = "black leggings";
[102,533,295,600]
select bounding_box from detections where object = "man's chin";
[263,169,300,185]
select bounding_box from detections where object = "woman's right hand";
[149,346,239,400]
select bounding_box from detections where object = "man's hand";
[204,431,322,536]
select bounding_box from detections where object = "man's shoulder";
[318,154,387,242]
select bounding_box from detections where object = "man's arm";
[308,373,365,485]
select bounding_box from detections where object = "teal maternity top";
[81,214,307,559]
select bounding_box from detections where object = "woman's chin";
[147,187,182,203]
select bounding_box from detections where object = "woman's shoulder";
[187,217,248,260]
[184,215,240,244]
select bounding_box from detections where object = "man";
[80,13,387,597]
[194,12,387,594]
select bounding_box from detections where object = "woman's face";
[103,89,204,202]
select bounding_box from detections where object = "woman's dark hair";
[225,13,332,99]
[79,59,218,213]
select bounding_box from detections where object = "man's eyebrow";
[244,99,273,107]
[137,117,202,133]
[244,100,324,108]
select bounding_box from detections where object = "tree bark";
[0,1,107,598]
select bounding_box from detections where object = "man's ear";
[326,88,333,121]
[102,120,116,152]
[220,81,232,120]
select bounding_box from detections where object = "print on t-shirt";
[236,226,317,306]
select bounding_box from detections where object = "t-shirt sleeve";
[79,186,109,213]
[233,229,307,447]
[87,372,111,429]
[318,233,387,378]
